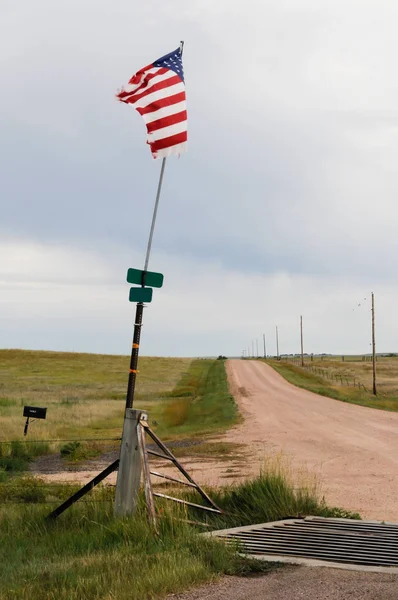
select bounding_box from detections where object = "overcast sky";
[2,1,398,357]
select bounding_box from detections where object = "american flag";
[116,48,187,159]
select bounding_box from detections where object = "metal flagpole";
[116,156,168,517]
[371,292,377,396]
[125,157,167,410]
[125,39,184,410]
[51,42,186,522]
[144,159,167,272]
[115,40,185,516]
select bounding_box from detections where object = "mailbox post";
[23,406,47,435]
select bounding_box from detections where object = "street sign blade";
[129,287,153,303]
[126,268,163,288]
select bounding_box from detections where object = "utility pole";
[276,326,279,359]
[252,340,254,358]
[256,339,259,358]
[263,333,266,358]
[372,292,377,395]
[300,315,304,367]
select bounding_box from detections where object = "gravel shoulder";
[167,566,398,600]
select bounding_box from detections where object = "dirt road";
[35,359,398,522]
[225,359,398,521]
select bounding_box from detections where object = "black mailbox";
[23,406,47,419]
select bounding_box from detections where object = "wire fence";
[279,357,370,392]
[0,499,114,505]
[0,437,121,445]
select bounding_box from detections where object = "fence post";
[114,409,144,517]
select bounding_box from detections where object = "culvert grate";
[210,517,398,572]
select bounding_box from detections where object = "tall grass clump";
[186,455,360,529]
[0,499,272,600]
[0,441,51,474]
[0,456,359,599]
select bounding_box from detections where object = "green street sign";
[129,287,153,303]
[127,268,164,288]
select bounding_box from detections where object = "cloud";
[1,241,396,356]
[2,1,398,354]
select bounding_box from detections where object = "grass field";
[0,351,361,598]
[0,350,191,441]
[0,350,238,472]
[0,350,247,598]
[0,458,358,600]
[268,356,398,412]
[0,350,238,440]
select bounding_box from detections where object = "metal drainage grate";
[210,517,398,572]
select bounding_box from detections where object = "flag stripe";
[155,141,188,158]
[124,74,182,104]
[146,110,187,133]
[137,92,186,116]
[116,67,161,99]
[150,131,187,153]
[148,120,187,143]
[131,82,185,109]
[118,69,175,102]
[140,101,187,124]
[127,67,169,95]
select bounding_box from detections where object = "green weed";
[0,441,51,473]
[60,441,103,462]
[0,457,357,599]
[158,359,239,438]
[0,398,17,407]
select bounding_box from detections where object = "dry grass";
[163,398,190,427]
[309,356,398,395]
[0,350,191,441]
[270,356,398,412]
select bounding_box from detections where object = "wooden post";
[276,326,279,359]
[114,409,144,517]
[300,315,304,367]
[372,292,377,396]
[137,415,157,531]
